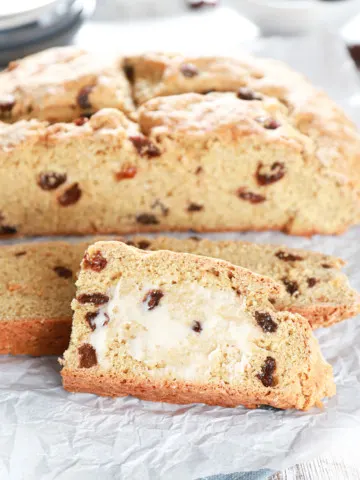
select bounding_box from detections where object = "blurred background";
[1,0,360,66]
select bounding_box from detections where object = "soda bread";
[0,47,134,123]
[0,48,359,236]
[0,237,358,356]
[60,241,335,410]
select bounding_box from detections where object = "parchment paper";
[1,26,360,480]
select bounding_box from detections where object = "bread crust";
[60,369,318,411]
[288,300,360,329]
[0,317,71,356]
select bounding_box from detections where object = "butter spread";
[90,279,259,381]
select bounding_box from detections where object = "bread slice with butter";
[61,240,335,410]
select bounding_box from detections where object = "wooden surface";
[91,2,358,479]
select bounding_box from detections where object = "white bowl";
[234,0,360,36]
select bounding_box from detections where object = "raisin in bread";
[61,241,335,410]
[0,47,134,123]
[1,237,358,356]
[0,94,359,236]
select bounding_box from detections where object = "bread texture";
[0,47,134,123]
[61,240,335,410]
[0,237,358,356]
[0,49,359,236]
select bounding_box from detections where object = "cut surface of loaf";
[61,241,335,410]
[0,237,359,356]
[0,48,359,236]
[0,47,134,123]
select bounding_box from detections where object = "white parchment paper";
[1,26,360,480]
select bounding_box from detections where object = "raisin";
[151,199,169,216]
[307,277,317,288]
[0,98,15,113]
[77,293,109,305]
[322,263,332,269]
[282,278,299,296]
[255,311,278,333]
[14,251,26,257]
[137,240,151,250]
[192,320,202,333]
[129,136,160,158]
[180,63,199,77]
[126,240,135,246]
[195,166,203,174]
[189,236,201,241]
[38,172,67,190]
[228,271,234,280]
[57,183,82,206]
[85,311,109,330]
[78,344,97,368]
[136,213,159,225]
[85,311,98,330]
[257,356,277,387]
[256,117,280,130]
[237,189,266,204]
[275,250,303,262]
[0,225,17,234]
[83,251,107,272]
[187,202,204,212]
[237,87,262,101]
[124,64,135,83]
[77,85,94,109]
[114,166,137,181]
[54,266,72,279]
[74,117,89,126]
[143,289,164,310]
[256,162,286,186]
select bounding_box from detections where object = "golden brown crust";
[0,317,71,356]
[287,300,360,329]
[0,47,134,123]
[61,367,330,411]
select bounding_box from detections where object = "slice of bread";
[61,241,335,410]
[138,236,360,329]
[0,237,358,356]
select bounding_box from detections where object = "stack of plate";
[0,0,95,66]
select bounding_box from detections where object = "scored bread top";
[127,52,360,189]
[62,240,335,410]
[0,47,134,123]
